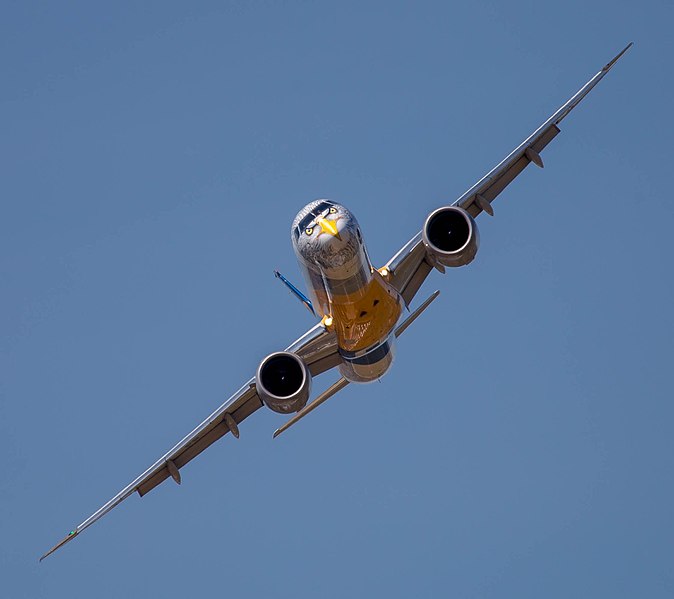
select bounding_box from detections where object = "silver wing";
[385,43,632,305]
[40,323,339,561]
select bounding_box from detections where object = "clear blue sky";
[2,1,673,597]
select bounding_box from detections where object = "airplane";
[40,43,632,561]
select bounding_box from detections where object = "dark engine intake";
[422,206,479,268]
[256,351,311,414]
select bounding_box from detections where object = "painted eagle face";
[291,200,361,271]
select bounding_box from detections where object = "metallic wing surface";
[385,43,632,305]
[40,324,339,561]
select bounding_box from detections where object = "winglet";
[602,42,633,73]
[39,529,79,562]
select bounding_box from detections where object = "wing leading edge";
[385,43,632,305]
[40,323,339,561]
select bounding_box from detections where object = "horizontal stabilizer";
[273,290,441,438]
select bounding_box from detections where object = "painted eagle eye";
[305,227,313,235]
[329,207,337,214]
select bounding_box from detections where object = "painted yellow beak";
[317,217,341,240]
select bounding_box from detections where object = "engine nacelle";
[256,351,312,414]
[422,206,479,268]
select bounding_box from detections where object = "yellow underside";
[328,271,402,352]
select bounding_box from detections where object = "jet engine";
[422,206,479,268]
[256,351,312,414]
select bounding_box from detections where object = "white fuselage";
[291,200,404,382]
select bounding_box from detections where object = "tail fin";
[274,270,316,317]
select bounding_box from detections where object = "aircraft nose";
[316,218,351,249]
[316,217,341,240]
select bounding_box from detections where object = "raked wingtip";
[603,42,633,72]
[39,529,79,562]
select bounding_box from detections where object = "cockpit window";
[294,201,333,240]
